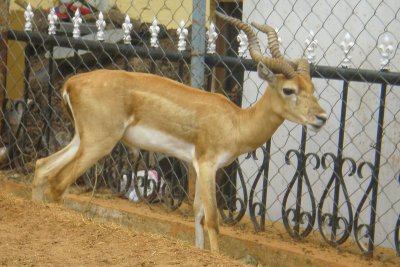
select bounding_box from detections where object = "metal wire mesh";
[0,0,399,258]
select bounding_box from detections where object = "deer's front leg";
[193,173,205,249]
[196,161,219,253]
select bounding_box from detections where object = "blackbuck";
[32,12,328,253]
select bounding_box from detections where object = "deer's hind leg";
[32,133,81,202]
[46,129,123,202]
[33,119,126,202]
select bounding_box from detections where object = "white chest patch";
[123,125,195,162]
[216,152,234,169]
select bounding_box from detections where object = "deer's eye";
[282,88,296,96]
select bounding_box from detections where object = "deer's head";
[216,12,328,131]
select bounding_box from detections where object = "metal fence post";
[190,0,206,89]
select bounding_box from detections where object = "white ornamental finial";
[237,31,248,58]
[24,4,34,31]
[206,22,218,54]
[122,15,132,44]
[47,8,58,35]
[378,34,394,70]
[72,9,82,38]
[340,32,354,68]
[304,30,318,64]
[149,18,160,48]
[96,12,106,41]
[177,20,188,51]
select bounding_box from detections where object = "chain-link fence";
[0,0,399,260]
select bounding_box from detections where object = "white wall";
[238,0,399,249]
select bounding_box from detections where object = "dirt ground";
[0,191,246,267]
[1,176,399,267]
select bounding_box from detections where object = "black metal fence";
[0,0,399,260]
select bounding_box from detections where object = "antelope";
[32,12,328,253]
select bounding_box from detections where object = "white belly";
[123,125,195,162]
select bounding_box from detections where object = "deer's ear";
[257,62,276,84]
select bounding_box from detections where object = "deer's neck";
[236,89,284,154]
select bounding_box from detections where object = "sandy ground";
[0,192,246,267]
